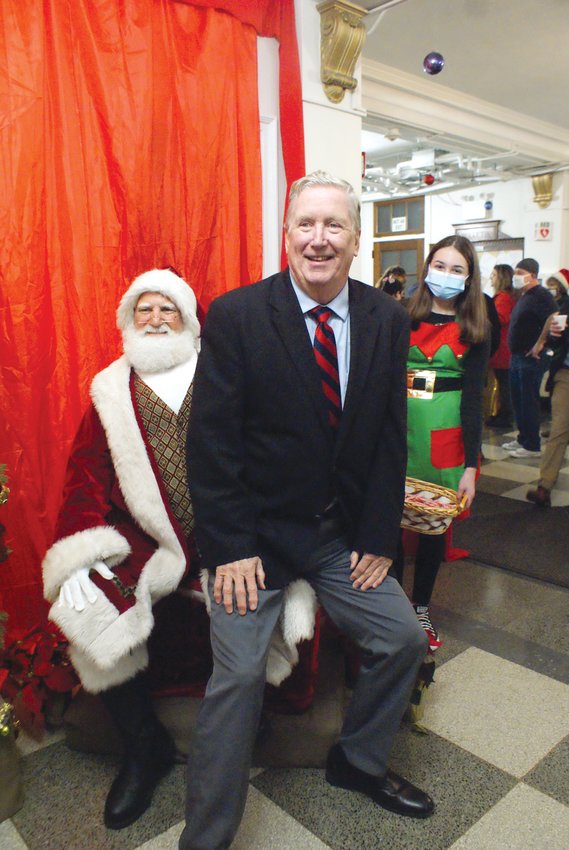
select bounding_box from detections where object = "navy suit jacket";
[187,269,410,588]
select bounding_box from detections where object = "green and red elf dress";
[406,314,489,495]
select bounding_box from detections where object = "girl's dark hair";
[383,265,406,280]
[407,235,489,344]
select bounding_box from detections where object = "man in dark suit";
[180,172,433,850]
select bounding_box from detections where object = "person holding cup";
[527,293,569,506]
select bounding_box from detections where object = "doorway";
[373,239,424,295]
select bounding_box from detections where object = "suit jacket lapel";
[336,281,380,451]
[269,272,333,439]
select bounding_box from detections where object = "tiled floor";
[3,425,568,850]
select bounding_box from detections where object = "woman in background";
[544,269,569,310]
[377,264,407,301]
[393,236,490,650]
[486,264,516,428]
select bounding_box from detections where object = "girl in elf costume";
[393,235,490,651]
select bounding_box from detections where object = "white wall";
[359,201,375,286]
[361,170,569,290]
[257,37,287,278]
[430,172,569,283]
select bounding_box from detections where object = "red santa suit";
[43,274,317,694]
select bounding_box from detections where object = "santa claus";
[42,268,317,830]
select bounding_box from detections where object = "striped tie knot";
[308,305,342,430]
[309,305,334,325]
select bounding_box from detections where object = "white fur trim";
[68,642,149,694]
[49,589,154,672]
[117,269,200,340]
[43,356,189,686]
[42,526,131,602]
[199,569,211,612]
[90,357,186,599]
[267,580,318,686]
[280,580,318,647]
[265,631,300,687]
[199,570,318,687]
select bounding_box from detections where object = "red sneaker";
[413,605,443,652]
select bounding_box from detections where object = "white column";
[295,0,366,281]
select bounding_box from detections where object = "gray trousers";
[179,535,428,850]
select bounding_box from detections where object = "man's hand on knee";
[350,552,392,591]
[213,557,266,615]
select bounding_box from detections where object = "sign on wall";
[391,216,407,232]
[535,221,553,241]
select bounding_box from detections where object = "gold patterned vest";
[133,375,194,537]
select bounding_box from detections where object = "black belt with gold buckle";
[407,370,462,399]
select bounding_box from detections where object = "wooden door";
[373,239,424,295]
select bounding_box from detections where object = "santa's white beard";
[122,325,197,373]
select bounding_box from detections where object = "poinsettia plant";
[0,463,79,737]
[0,624,78,738]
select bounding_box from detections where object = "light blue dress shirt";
[289,275,350,405]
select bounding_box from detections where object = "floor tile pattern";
[4,425,569,849]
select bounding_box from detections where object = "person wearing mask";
[502,259,557,458]
[392,235,490,651]
[486,264,516,428]
[544,269,569,309]
[377,265,407,301]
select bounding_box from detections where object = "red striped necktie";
[308,306,342,430]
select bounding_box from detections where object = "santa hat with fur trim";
[116,268,200,338]
[549,269,569,293]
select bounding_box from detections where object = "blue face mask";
[425,266,466,300]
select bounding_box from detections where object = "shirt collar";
[289,272,349,321]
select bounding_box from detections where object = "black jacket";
[187,270,410,587]
[545,296,569,393]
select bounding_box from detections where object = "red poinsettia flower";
[0,624,79,738]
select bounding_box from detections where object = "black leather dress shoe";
[326,743,434,819]
[104,725,176,830]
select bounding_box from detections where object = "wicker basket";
[401,477,467,535]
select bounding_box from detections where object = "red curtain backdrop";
[178,0,305,196]
[0,0,304,639]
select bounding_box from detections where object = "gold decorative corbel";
[532,173,553,208]
[317,1,368,103]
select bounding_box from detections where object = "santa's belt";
[407,369,462,399]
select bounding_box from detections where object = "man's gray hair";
[285,171,361,233]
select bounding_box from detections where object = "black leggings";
[391,529,446,606]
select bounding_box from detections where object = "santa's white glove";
[58,560,114,612]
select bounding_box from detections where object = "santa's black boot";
[100,673,176,829]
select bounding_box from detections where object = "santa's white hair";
[117,268,200,339]
[118,268,200,373]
